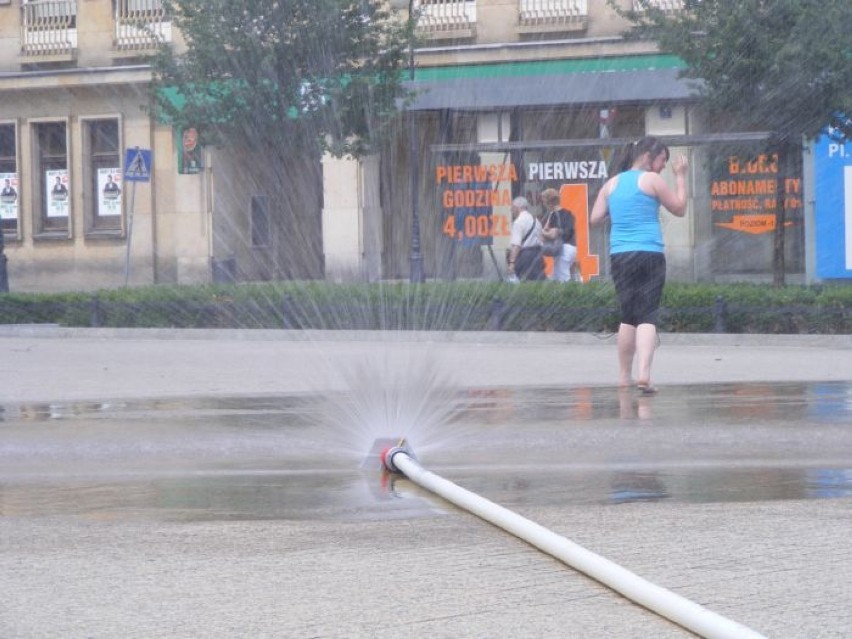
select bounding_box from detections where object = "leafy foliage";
[619,0,852,142]
[2,282,850,334]
[151,0,412,156]
[615,0,852,285]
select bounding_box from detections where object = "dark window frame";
[0,121,20,239]
[31,119,71,239]
[83,117,124,237]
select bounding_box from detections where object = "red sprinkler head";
[360,437,402,470]
[379,438,415,474]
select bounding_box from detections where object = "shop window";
[84,118,123,235]
[32,120,70,237]
[251,195,270,248]
[0,123,19,237]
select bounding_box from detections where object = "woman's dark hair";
[613,136,670,174]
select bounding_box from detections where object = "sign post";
[123,147,152,286]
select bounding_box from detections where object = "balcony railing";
[520,0,589,24]
[518,0,588,32]
[632,0,684,13]
[415,0,476,39]
[114,0,171,51]
[20,0,77,57]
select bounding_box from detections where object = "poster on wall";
[0,172,19,221]
[437,162,516,248]
[46,169,70,218]
[709,151,804,273]
[98,168,123,217]
[710,153,802,233]
[178,127,203,174]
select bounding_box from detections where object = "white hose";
[388,449,767,639]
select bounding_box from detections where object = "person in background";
[540,187,577,282]
[590,136,688,394]
[506,196,545,281]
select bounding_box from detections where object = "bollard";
[90,295,102,327]
[489,297,505,331]
[713,295,727,333]
[280,294,293,329]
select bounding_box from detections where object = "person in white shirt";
[506,196,545,281]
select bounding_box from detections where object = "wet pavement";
[3,382,852,521]
[1,328,851,638]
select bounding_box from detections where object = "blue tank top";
[608,170,663,254]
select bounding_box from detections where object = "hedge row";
[0,281,850,334]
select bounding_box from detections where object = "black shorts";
[610,251,666,326]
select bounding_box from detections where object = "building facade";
[0,0,325,292]
[0,1,843,293]
[365,0,814,285]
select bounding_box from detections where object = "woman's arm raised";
[646,155,688,217]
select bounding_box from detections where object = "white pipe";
[387,449,767,639]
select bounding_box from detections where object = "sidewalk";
[1,325,850,403]
[1,325,851,638]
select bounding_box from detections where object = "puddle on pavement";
[1,381,851,522]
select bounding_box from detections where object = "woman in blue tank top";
[590,136,689,394]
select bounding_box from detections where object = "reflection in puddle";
[806,468,852,499]
[1,381,851,521]
[0,471,440,522]
[610,471,669,504]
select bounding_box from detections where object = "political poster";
[0,172,19,221]
[46,169,70,218]
[98,168,123,217]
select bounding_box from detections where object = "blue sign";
[814,135,852,278]
[124,148,152,183]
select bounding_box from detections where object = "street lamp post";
[391,0,424,283]
[0,225,8,293]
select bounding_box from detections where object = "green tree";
[148,1,413,279]
[617,0,852,285]
[151,0,412,157]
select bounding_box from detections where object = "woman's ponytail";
[612,136,670,174]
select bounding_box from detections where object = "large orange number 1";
[560,183,599,283]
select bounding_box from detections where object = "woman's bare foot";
[636,381,658,395]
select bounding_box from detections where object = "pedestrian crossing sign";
[124,148,152,182]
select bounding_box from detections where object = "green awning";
[404,54,698,111]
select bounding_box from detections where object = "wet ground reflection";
[1,381,851,522]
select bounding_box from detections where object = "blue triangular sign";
[124,148,152,182]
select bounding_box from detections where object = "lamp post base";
[0,256,8,293]
[409,254,425,283]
